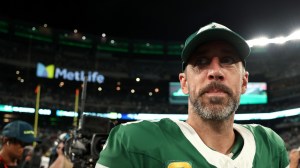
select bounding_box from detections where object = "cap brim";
[182,29,250,68]
[16,136,40,144]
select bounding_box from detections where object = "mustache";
[200,82,233,96]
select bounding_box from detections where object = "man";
[289,147,300,168]
[49,141,73,168]
[0,120,37,168]
[95,22,289,168]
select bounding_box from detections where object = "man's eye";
[221,56,236,64]
[195,57,210,65]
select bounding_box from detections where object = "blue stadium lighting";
[1,103,294,120]
[56,110,78,117]
[0,104,51,115]
[234,108,300,121]
[55,107,300,121]
[82,112,121,119]
[135,113,188,121]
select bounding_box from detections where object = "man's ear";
[241,71,249,94]
[2,137,9,145]
[179,73,189,94]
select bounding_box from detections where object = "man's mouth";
[200,82,233,97]
[205,89,227,96]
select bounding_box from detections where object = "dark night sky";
[1,0,300,42]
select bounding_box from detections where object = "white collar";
[173,120,256,168]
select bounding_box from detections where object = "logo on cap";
[197,22,231,35]
[24,130,35,135]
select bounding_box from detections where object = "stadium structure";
[0,18,299,150]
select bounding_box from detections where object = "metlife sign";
[36,62,105,84]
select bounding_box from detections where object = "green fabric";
[97,118,289,168]
[243,124,289,168]
[231,130,244,159]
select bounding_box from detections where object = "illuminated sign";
[169,82,268,105]
[56,110,78,117]
[36,63,55,78]
[0,104,51,115]
[36,62,105,83]
[1,104,300,121]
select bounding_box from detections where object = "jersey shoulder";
[242,124,281,139]
[242,124,286,148]
[241,124,289,167]
[108,118,180,150]
[116,118,177,135]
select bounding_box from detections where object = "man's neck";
[186,113,236,155]
[0,149,17,166]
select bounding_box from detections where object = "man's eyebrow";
[192,49,209,55]
[193,47,237,55]
[221,48,237,54]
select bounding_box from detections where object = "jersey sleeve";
[274,132,289,168]
[95,119,173,168]
[95,125,133,168]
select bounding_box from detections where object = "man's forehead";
[191,41,239,56]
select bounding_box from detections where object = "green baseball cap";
[181,22,250,71]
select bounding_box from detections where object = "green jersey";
[96,118,289,168]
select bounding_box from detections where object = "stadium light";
[247,29,300,47]
[270,36,287,44]
[287,29,300,40]
[247,37,269,47]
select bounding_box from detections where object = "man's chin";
[208,96,228,104]
[204,107,226,114]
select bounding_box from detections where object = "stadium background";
[0,0,299,153]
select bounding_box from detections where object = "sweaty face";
[180,41,248,121]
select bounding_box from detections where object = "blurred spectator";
[0,120,37,168]
[49,141,73,168]
[289,147,300,168]
[19,146,33,168]
[48,133,70,167]
[29,145,43,168]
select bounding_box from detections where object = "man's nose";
[207,57,224,81]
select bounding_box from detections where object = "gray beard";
[191,95,239,121]
[190,82,240,121]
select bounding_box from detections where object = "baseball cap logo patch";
[24,130,34,135]
[197,22,231,34]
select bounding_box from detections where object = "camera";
[64,115,111,168]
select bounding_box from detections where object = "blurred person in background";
[48,133,70,167]
[19,144,44,168]
[49,141,73,168]
[0,120,37,168]
[19,146,33,168]
[289,147,300,168]
[95,22,289,168]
